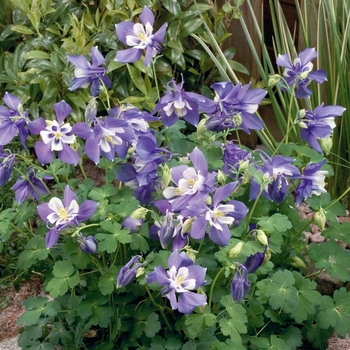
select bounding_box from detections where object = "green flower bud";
[136,266,145,278]
[217,169,227,185]
[238,159,250,172]
[130,207,148,220]
[205,196,212,206]
[196,118,207,138]
[229,241,244,258]
[162,164,171,187]
[319,136,333,155]
[299,70,310,80]
[263,248,271,265]
[181,217,194,234]
[314,209,327,231]
[256,230,268,246]
[289,256,307,269]
[268,74,281,87]
[298,121,308,129]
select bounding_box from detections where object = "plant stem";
[145,285,172,332]
[208,267,225,309]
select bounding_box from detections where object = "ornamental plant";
[0,1,350,350]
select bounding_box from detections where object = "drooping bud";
[314,208,327,231]
[289,256,307,269]
[230,264,250,302]
[319,136,333,155]
[256,230,269,246]
[77,233,98,254]
[159,211,175,249]
[117,255,145,288]
[243,249,266,274]
[217,169,227,185]
[268,74,281,87]
[130,207,148,220]
[229,241,244,258]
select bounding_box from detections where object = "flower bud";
[162,164,171,187]
[256,230,268,246]
[319,137,333,155]
[263,247,271,265]
[298,121,308,129]
[314,209,327,231]
[77,234,98,254]
[205,196,212,206]
[268,74,281,87]
[117,255,145,288]
[181,217,194,234]
[229,241,244,258]
[196,118,207,138]
[130,207,148,220]
[289,256,307,269]
[238,159,250,172]
[217,169,227,185]
[299,70,310,80]
[231,264,250,302]
[85,98,97,125]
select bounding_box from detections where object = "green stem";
[152,58,160,101]
[145,285,172,332]
[9,222,33,238]
[325,186,350,211]
[78,161,88,180]
[208,267,225,309]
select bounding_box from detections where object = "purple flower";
[115,6,167,66]
[250,153,300,205]
[243,250,266,274]
[0,92,30,148]
[37,186,98,248]
[231,264,250,302]
[29,101,92,165]
[153,78,216,127]
[147,251,207,314]
[67,47,111,96]
[163,147,216,212]
[204,182,248,246]
[117,255,145,288]
[11,168,52,204]
[205,82,266,134]
[276,48,327,98]
[77,233,98,254]
[295,159,328,205]
[85,116,136,164]
[222,141,252,178]
[298,104,345,153]
[0,148,15,187]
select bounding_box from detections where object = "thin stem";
[145,285,172,332]
[208,267,225,309]
[78,161,88,180]
[152,58,160,101]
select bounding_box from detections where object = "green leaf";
[131,223,150,253]
[179,18,203,37]
[46,261,80,298]
[96,222,132,252]
[219,295,247,344]
[283,271,321,322]
[184,307,217,339]
[279,326,303,350]
[309,240,350,282]
[263,270,298,310]
[17,236,49,270]
[0,208,16,242]
[200,146,224,171]
[127,64,148,96]
[246,301,264,328]
[316,288,350,337]
[24,50,50,60]
[145,312,161,338]
[323,222,350,245]
[89,184,117,201]
[76,295,114,327]
[11,24,34,34]
[110,197,140,218]
[256,213,292,232]
[162,0,181,16]
[98,266,119,295]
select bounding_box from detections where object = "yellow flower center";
[105,135,114,143]
[213,210,225,219]
[54,131,62,140]
[137,32,147,43]
[187,178,197,188]
[58,207,69,221]
[175,275,185,286]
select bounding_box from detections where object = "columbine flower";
[231,264,250,302]
[205,82,266,134]
[117,255,145,288]
[77,233,98,254]
[0,148,15,187]
[297,103,345,154]
[163,147,216,212]
[85,116,136,164]
[29,101,92,165]
[276,48,327,98]
[222,141,252,178]
[250,153,300,205]
[115,6,167,66]
[11,168,51,204]
[37,186,98,248]
[67,46,111,96]
[295,159,328,205]
[0,92,30,148]
[204,183,248,246]
[147,251,207,314]
[243,249,266,274]
[153,78,216,127]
